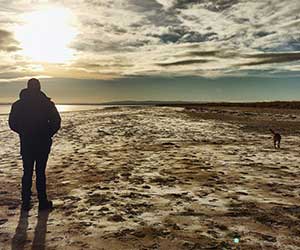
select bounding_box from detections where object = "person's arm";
[8,103,21,134]
[48,102,61,137]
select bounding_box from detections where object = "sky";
[0,0,299,103]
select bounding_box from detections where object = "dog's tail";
[270,128,276,135]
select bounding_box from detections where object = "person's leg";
[35,153,49,204]
[21,154,34,207]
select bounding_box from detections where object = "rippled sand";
[1,106,300,249]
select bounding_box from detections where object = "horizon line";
[1,100,300,106]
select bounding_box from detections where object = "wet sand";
[1,106,300,249]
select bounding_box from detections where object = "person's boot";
[38,200,53,211]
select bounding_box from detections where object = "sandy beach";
[1,106,300,250]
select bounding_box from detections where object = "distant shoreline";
[156,101,300,110]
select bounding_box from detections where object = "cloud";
[0,0,299,80]
[239,52,300,66]
[172,0,239,11]
[0,29,20,52]
[157,59,211,67]
[0,75,50,83]
[182,50,219,57]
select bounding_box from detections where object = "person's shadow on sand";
[11,210,29,250]
[32,210,50,250]
[11,210,51,250]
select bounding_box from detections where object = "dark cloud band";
[240,52,300,66]
[0,29,20,52]
[157,59,211,67]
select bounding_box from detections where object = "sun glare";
[15,6,77,63]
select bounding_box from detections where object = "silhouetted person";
[9,78,61,211]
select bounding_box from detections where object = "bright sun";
[15,6,77,63]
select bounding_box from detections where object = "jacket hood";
[19,88,51,101]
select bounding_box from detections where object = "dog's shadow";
[11,209,51,250]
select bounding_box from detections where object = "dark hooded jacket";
[9,89,61,155]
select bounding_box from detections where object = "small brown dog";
[270,129,281,149]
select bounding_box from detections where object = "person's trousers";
[21,153,49,204]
